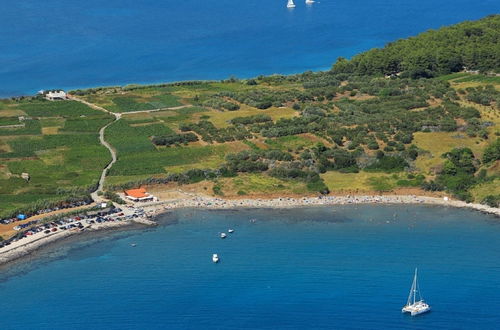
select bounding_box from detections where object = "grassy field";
[321,171,396,192]
[218,173,309,196]
[413,132,487,174]
[321,171,425,193]
[264,134,330,152]
[470,178,500,202]
[203,105,297,128]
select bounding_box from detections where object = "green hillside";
[332,15,500,78]
[1,16,499,219]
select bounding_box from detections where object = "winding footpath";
[68,95,193,203]
[68,95,120,202]
[91,116,120,202]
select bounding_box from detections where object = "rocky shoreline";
[0,218,156,267]
[143,194,500,216]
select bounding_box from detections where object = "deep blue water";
[0,205,499,329]
[1,0,499,96]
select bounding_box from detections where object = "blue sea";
[0,205,499,329]
[0,0,499,97]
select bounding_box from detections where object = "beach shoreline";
[0,217,156,268]
[0,194,498,268]
[143,194,500,216]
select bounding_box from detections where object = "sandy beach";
[0,194,498,268]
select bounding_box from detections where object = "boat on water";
[305,0,315,4]
[402,268,431,316]
[212,254,219,263]
[287,0,296,8]
[228,229,234,233]
[220,232,227,239]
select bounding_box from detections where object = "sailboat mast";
[406,274,414,306]
[413,268,418,304]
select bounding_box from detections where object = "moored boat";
[287,0,296,8]
[220,232,227,239]
[212,254,219,263]
[402,268,431,316]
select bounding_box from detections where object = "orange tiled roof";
[124,188,148,199]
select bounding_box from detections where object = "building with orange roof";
[124,187,155,202]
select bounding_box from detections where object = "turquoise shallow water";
[1,0,499,96]
[0,205,499,329]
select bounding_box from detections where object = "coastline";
[0,217,156,268]
[0,194,498,268]
[142,194,500,216]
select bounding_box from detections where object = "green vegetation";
[1,16,499,215]
[483,139,500,164]
[422,147,499,202]
[152,132,199,146]
[332,14,500,77]
[0,98,113,217]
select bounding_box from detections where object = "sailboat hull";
[402,302,431,316]
[411,306,430,316]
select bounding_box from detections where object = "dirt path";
[68,95,122,202]
[68,95,195,202]
[122,104,192,115]
[91,116,119,202]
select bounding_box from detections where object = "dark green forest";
[332,15,500,78]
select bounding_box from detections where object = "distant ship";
[287,0,296,8]
[402,268,431,316]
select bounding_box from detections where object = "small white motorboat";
[131,243,137,247]
[212,254,219,263]
[228,229,234,233]
[220,232,227,239]
[305,0,315,4]
[287,0,296,8]
[402,268,431,316]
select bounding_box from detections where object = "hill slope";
[332,15,500,78]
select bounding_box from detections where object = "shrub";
[482,195,500,208]
[482,139,500,164]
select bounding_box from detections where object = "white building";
[45,90,67,101]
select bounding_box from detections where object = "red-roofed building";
[124,188,155,202]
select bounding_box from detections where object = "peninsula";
[0,15,499,258]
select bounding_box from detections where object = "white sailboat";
[402,268,431,316]
[287,0,296,8]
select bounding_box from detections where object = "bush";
[483,139,500,164]
[482,195,500,208]
[104,191,126,204]
[152,133,199,146]
[366,156,408,171]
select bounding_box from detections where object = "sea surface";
[0,205,499,329]
[1,0,499,96]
